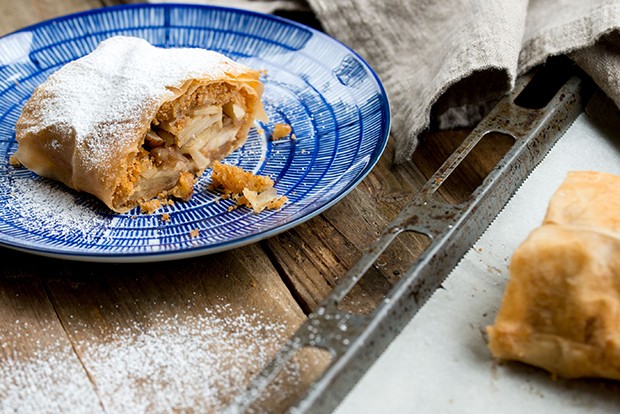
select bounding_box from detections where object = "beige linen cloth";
[306,0,620,162]
[150,0,620,162]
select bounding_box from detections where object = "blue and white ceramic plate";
[0,4,390,262]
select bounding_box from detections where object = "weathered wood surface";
[0,0,102,34]
[0,1,510,412]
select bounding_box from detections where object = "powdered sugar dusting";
[0,344,103,414]
[0,305,299,413]
[0,317,103,414]
[1,169,110,241]
[19,36,253,171]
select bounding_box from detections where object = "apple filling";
[113,81,257,209]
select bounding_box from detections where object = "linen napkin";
[307,0,620,162]
[147,0,620,163]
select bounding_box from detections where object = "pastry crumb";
[139,186,182,215]
[189,228,199,238]
[267,195,287,210]
[210,161,287,213]
[210,161,273,194]
[161,213,170,222]
[241,188,288,213]
[271,123,292,140]
[140,198,162,214]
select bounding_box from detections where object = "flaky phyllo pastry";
[13,36,266,213]
[487,171,620,380]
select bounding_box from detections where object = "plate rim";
[0,2,391,263]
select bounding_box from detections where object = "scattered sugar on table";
[0,306,304,413]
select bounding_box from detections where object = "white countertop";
[335,111,620,413]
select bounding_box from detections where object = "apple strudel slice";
[13,36,266,213]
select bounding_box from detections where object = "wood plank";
[0,245,324,412]
[0,251,104,413]
[42,243,326,412]
[0,0,102,36]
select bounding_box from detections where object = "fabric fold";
[307,0,620,163]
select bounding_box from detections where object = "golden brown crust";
[487,171,620,379]
[544,170,620,232]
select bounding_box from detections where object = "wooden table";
[0,1,510,412]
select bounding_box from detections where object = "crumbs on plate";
[209,161,287,213]
[271,123,292,141]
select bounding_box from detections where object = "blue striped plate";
[0,4,390,262]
